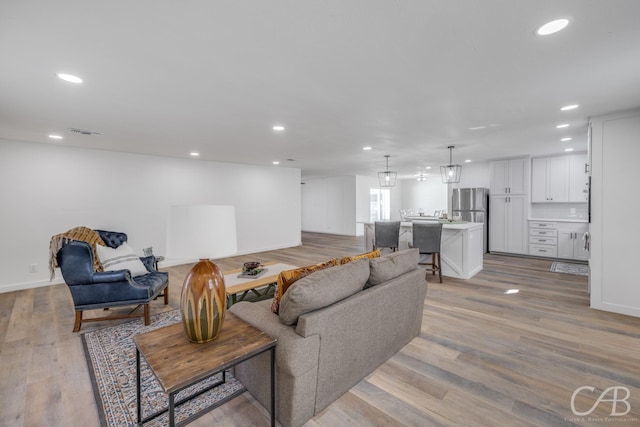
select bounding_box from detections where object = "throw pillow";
[279,259,370,325]
[339,248,381,265]
[367,248,419,288]
[96,242,149,277]
[271,258,338,314]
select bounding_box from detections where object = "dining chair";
[411,222,443,283]
[373,221,401,253]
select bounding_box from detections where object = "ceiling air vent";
[68,128,102,136]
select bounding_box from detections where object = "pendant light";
[378,155,397,187]
[440,145,462,184]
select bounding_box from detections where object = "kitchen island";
[363,221,484,279]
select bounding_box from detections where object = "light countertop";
[529,218,588,223]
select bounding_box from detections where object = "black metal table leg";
[169,392,175,427]
[270,346,275,427]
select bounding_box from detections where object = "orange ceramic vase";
[180,259,226,343]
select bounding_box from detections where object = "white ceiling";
[2,1,640,180]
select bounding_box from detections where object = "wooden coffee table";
[224,262,297,306]
[134,312,276,427]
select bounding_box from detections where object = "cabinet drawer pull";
[540,249,547,252]
[539,239,547,242]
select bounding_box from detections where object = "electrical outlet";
[29,264,38,273]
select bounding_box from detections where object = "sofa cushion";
[271,258,338,314]
[279,259,370,326]
[367,248,419,287]
[339,248,380,265]
[96,242,149,277]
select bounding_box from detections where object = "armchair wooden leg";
[143,304,150,326]
[73,311,83,332]
[437,253,443,283]
[163,287,169,305]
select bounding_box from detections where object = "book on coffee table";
[237,268,268,279]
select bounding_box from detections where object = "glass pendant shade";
[378,155,397,187]
[441,146,462,184]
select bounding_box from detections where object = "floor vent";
[68,128,102,136]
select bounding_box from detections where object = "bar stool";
[411,222,443,283]
[373,221,401,253]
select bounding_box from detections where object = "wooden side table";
[134,312,276,427]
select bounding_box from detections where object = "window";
[370,188,391,221]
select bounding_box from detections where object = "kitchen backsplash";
[530,203,588,220]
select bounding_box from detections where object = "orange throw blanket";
[49,226,106,280]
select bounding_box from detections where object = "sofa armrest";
[229,301,320,377]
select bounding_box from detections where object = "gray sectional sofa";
[229,248,427,427]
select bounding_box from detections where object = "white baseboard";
[0,277,64,294]
[2,241,304,294]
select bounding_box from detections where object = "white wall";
[301,176,357,235]
[452,161,491,190]
[399,177,448,217]
[0,139,301,293]
[590,108,640,317]
[355,175,379,234]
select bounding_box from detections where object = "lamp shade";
[166,205,237,260]
[440,145,462,184]
[440,164,462,183]
[378,155,397,187]
[378,171,397,187]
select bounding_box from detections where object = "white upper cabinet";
[569,153,589,202]
[531,156,569,202]
[490,158,529,195]
[531,153,587,203]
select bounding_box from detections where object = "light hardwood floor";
[2,232,640,426]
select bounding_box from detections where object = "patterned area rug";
[550,261,590,276]
[81,310,245,427]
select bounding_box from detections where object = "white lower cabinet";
[528,221,588,260]
[529,221,557,257]
[557,223,589,261]
[490,195,528,254]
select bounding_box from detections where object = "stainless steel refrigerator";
[452,188,489,253]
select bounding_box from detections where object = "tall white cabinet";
[489,158,529,254]
[490,158,528,195]
[590,108,640,318]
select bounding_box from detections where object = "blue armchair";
[56,229,169,332]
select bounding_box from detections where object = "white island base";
[363,221,484,280]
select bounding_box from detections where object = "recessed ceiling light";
[362,146,372,151]
[469,126,486,131]
[464,160,472,163]
[273,125,285,131]
[426,166,432,170]
[273,161,280,165]
[564,148,574,152]
[561,137,572,142]
[536,18,569,36]
[190,152,200,157]
[56,73,83,84]
[556,124,570,129]
[561,104,579,111]
[48,134,63,139]
[504,289,520,295]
